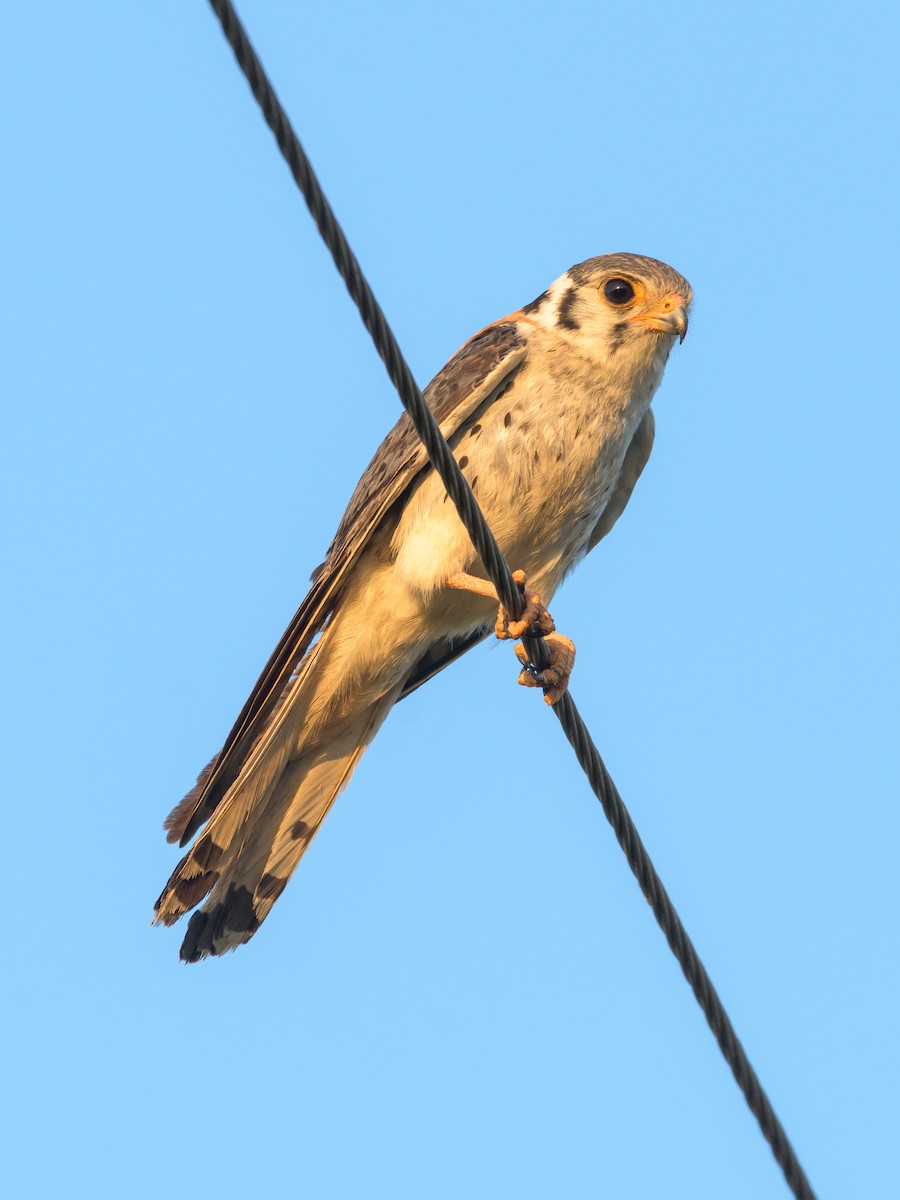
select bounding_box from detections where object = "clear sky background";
[3,3,898,1197]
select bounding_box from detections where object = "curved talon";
[494,570,556,641]
[514,633,576,705]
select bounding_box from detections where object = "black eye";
[604,278,635,306]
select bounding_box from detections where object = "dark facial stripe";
[557,286,580,331]
[608,320,629,355]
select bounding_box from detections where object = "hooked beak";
[633,297,690,343]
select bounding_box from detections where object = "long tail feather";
[163,574,339,847]
[175,689,399,961]
[153,634,331,927]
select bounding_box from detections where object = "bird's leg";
[445,570,575,704]
[445,569,553,638]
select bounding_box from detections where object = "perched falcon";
[154,252,691,961]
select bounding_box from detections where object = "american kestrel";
[154,252,691,961]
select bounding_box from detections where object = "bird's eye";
[603,278,635,306]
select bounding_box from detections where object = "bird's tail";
[153,629,401,960]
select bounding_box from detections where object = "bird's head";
[522,253,692,373]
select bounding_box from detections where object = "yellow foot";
[514,632,577,705]
[494,570,555,641]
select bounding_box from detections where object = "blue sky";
[3,2,897,1197]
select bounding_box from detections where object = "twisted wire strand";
[205,4,817,1197]
[208,0,522,623]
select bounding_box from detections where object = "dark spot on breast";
[504,412,512,428]
[556,449,565,462]
[470,476,478,491]
[522,288,550,314]
[532,449,540,464]
[469,423,481,438]
[557,286,580,331]
[291,819,312,841]
[458,455,469,470]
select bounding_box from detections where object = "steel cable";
[205,4,817,1197]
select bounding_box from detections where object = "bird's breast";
[391,361,654,604]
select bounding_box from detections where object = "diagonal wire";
[204,4,817,1198]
